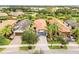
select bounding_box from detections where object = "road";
[1,36,22,53]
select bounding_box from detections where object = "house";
[0,12,8,16]
[9,11,24,19]
[0,20,17,30]
[34,19,47,31]
[13,20,31,36]
[34,19,47,36]
[64,20,78,29]
[9,11,24,17]
[47,18,70,36]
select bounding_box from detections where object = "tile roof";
[0,20,17,30]
[0,13,8,16]
[13,20,31,32]
[47,18,70,33]
[34,19,47,31]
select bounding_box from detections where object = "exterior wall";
[15,32,23,36]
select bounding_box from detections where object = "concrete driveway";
[2,36,22,53]
[35,36,49,53]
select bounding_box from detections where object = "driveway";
[2,36,22,53]
[35,35,49,53]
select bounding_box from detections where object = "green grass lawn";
[0,48,5,52]
[0,39,11,52]
[20,46,35,51]
[48,40,67,49]
[20,41,35,51]
[49,45,67,49]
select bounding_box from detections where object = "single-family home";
[13,20,31,36]
[64,20,78,29]
[34,19,47,36]
[9,11,24,19]
[47,18,70,37]
[0,20,17,30]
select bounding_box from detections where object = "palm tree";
[1,25,12,37]
[47,24,58,40]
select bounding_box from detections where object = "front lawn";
[20,41,35,51]
[0,39,11,52]
[48,39,68,49]
[49,45,67,49]
[0,35,11,52]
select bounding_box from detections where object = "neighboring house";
[34,19,47,36]
[64,20,78,29]
[47,18,70,36]
[0,20,17,30]
[13,20,31,36]
[2,20,17,26]
[0,12,8,16]
[9,11,24,17]
[9,11,24,19]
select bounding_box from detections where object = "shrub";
[22,30,38,44]
[0,16,8,20]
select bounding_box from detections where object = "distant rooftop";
[9,11,24,16]
[0,12,8,16]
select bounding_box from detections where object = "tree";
[72,28,79,38]
[22,30,38,49]
[47,24,58,40]
[0,16,8,20]
[0,25,12,37]
[72,28,79,43]
[22,30,37,44]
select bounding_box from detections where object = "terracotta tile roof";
[47,18,70,33]
[0,13,8,16]
[0,20,17,30]
[34,19,47,31]
[2,20,17,26]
